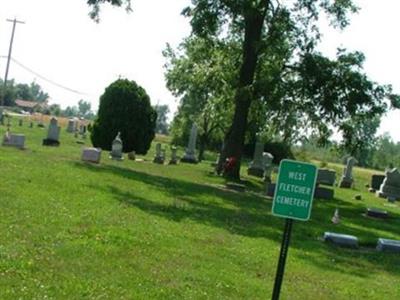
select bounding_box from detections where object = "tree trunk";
[217,7,268,179]
[198,134,206,161]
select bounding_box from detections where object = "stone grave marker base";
[323,232,358,248]
[42,138,60,146]
[377,238,400,253]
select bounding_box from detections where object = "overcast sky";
[0,0,399,141]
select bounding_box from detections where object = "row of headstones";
[2,117,91,150]
[82,131,196,165]
[369,169,400,202]
[324,232,400,252]
[2,117,64,149]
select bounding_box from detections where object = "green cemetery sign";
[272,159,318,221]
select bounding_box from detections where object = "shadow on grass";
[74,162,400,277]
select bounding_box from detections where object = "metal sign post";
[270,159,317,300]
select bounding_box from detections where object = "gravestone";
[169,146,178,165]
[263,152,274,182]
[181,123,198,163]
[339,157,357,188]
[331,208,340,224]
[153,143,165,164]
[2,132,25,149]
[110,132,124,160]
[43,117,61,146]
[0,108,3,125]
[18,119,23,126]
[323,232,358,248]
[317,169,336,186]
[29,121,33,128]
[376,168,400,200]
[366,208,389,219]
[247,140,265,177]
[128,151,136,160]
[376,238,400,253]
[371,174,385,191]
[67,119,75,133]
[314,186,334,200]
[81,147,101,164]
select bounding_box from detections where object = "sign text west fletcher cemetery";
[272,159,317,221]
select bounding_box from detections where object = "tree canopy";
[87,0,399,178]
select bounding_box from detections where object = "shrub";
[90,79,157,154]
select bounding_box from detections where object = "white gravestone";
[43,117,60,146]
[263,152,274,182]
[181,123,198,163]
[339,157,357,188]
[110,132,123,160]
[82,147,101,164]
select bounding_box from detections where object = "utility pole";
[1,18,25,107]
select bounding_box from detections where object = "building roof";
[15,99,45,109]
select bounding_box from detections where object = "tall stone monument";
[181,123,198,163]
[339,156,357,188]
[376,168,400,200]
[110,132,124,160]
[247,140,265,177]
[42,117,61,146]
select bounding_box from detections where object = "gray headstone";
[43,117,61,146]
[181,123,198,163]
[128,151,136,160]
[339,157,357,188]
[82,147,101,164]
[323,232,358,248]
[2,132,25,149]
[110,132,123,160]
[371,174,385,190]
[169,146,178,165]
[314,186,334,200]
[366,208,389,219]
[153,143,165,164]
[376,238,400,253]
[317,169,336,186]
[376,168,400,200]
[67,119,75,133]
[247,140,265,177]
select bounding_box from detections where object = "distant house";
[14,99,47,113]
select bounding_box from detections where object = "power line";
[0,55,91,96]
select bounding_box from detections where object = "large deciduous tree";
[87,0,399,178]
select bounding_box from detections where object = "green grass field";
[0,117,399,299]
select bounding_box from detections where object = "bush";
[90,79,157,154]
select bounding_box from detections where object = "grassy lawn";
[0,117,399,299]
